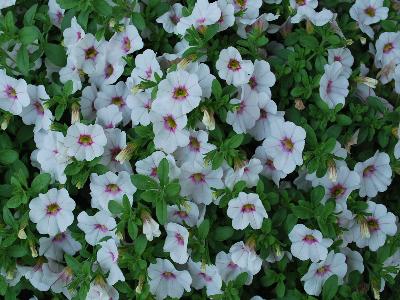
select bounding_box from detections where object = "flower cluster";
[0,0,400,299]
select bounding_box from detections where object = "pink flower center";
[163,115,177,132]
[189,137,201,152]
[330,184,346,198]
[122,36,131,53]
[228,261,238,269]
[260,109,268,119]
[333,55,342,62]
[170,15,180,25]
[150,167,158,177]
[162,271,176,280]
[175,233,185,245]
[316,265,330,276]
[33,101,45,115]
[172,86,188,100]
[249,76,257,89]
[94,224,109,232]
[111,147,121,161]
[363,165,376,177]
[190,172,205,184]
[78,134,94,146]
[241,203,256,213]
[174,210,188,219]
[235,0,247,9]
[144,100,152,110]
[53,232,66,242]
[326,80,333,94]
[367,217,380,232]
[111,96,125,107]
[4,85,17,100]
[46,203,61,216]
[77,31,82,40]
[302,234,317,244]
[85,46,98,60]
[296,0,306,6]
[383,43,394,53]
[105,183,121,195]
[364,6,376,17]
[228,59,241,71]
[104,64,114,79]
[199,272,213,282]
[237,101,246,114]
[281,137,294,152]
[266,159,276,170]
[145,67,153,79]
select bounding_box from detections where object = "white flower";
[156,3,184,34]
[135,151,180,182]
[50,265,74,298]
[319,62,349,109]
[20,84,53,132]
[23,261,59,291]
[90,171,136,213]
[95,81,130,125]
[290,1,333,26]
[90,51,126,87]
[395,125,400,159]
[395,65,400,94]
[254,146,286,186]
[141,212,161,241]
[375,32,400,67]
[217,0,235,32]
[163,223,189,264]
[96,105,123,129]
[226,86,266,134]
[130,49,162,83]
[29,188,75,236]
[150,104,190,154]
[48,0,64,28]
[167,201,200,227]
[227,192,268,230]
[232,0,262,23]
[109,24,143,59]
[97,239,124,285]
[249,98,284,141]
[215,251,250,284]
[39,231,81,262]
[179,160,224,205]
[188,259,222,296]
[184,62,215,98]
[262,120,306,174]
[154,70,202,115]
[224,158,263,189]
[176,0,221,35]
[127,90,153,126]
[0,72,30,115]
[63,17,85,50]
[229,241,262,275]
[147,258,192,300]
[289,224,333,262]
[175,130,216,164]
[327,48,354,79]
[350,201,397,251]
[64,123,107,161]
[354,151,392,198]
[340,247,364,274]
[86,279,119,300]
[81,84,98,120]
[0,0,16,9]
[59,58,82,93]
[102,128,132,173]
[319,166,360,212]
[71,33,106,75]
[216,47,254,86]
[301,251,347,296]
[245,59,276,95]
[349,0,388,26]
[77,211,117,246]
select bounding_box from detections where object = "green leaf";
[131,12,146,31]
[3,207,16,228]
[299,35,319,49]
[131,174,159,190]
[16,45,29,75]
[157,158,169,187]
[234,272,248,287]
[141,190,159,202]
[93,0,113,16]
[30,173,51,196]
[0,149,18,165]
[64,161,83,176]
[156,199,167,225]
[128,221,138,240]
[9,245,27,258]
[311,186,325,204]
[321,137,336,153]
[211,79,222,98]
[134,235,148,255]
[211,151,224,170]
[44,43,67,67]
[291,205,313,219]
[225,134,243,149]
[276,280,286,298]
[198,219,210,240]
[108,200,124,214]
[19,26,40,45]
[214,226,234,241]
[23,4,38,25]
[322,275,338,300]
[0,276,6,296]
[65,254,81,273]
[165,182,181,197]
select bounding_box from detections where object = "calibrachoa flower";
[354,151,392,198]
[327,48,354,79]
[147,258,192,300]
[375,32,400,67]
[77,211,118,246]
[175,130,216,164]
[215,251,250,284]
[216,47,254,87]
[141,211,161,241]
[245,59,276,96]
[350,201,397,251]
[289,224,333,262]
[127,91,153,126]
[262,120,306,174]
[254,146,287,186]
[163,223,189,264]
[71,33,106,75]
[109,24,143,59]
[102,128,132,173]
[188,259,222,296]
[227,192,268,230]
[301,251,347,296]
[97,239,125,285]
[156,3,184,34]
[229,241,263,275]
[29,188,75,236]
[64,122,107,161]
[319,62,350,109]
[38,230,81,262]
[0,72,30,115]
[130,49,162,83]
[167,201,200,227]
[224,158,263,189]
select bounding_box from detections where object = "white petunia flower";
[290,0,333,26]
[340,247,364,274]
[64,123,107,161]
[90,171,136,213]
[289,224,333,262]
[141,212,161,241]
[0,72,30,115]
[130,49,162,83]
[176,0,221,35]
[175,130,216,164]
[63,17,85,51]
[95,105,123,129]
[163,223,189,264]
[217,0,235,32]
[127,90,153,126]
[0,0,16,9]
[245,59,276,96]
[167,201,200,227]
[77,211,118,246]
[224,158,263,189]
[262,120,306,174]
[156,3,184,34]
[301,251,347,296]
[188,259,223,296]
[102,128,132,173]
[147,258,192,300]
[39,231,81,262]
[327,48,354,79]
[86,278,119,300]
[184,62,216,99]
[23,261,59,291]
[319,62,349,109]
[109,24,143,59]
[90,50,126,87]
[227,192,268,230]
[71,33,106,75]
[354,151,392,198]
[350,201,397,251]
[231,0,262,24]
[97,239,125,285]
[135,151,180,181]
[29,188,75,236]
[59,58,82,93]
[254,146,287,186]
[229,241,262,275]
[80,84,98,120]
[375,32,400,67]
[216,251,251,284]
[154,70,202,115]
[350,0,388,27]
[216,47,254,86]
[179,160,224,205]
[50,265,74,299]
[48,0,64,28]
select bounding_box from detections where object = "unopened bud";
[357,216,370,239]
[345,129,359,153]
[115,143,137,163]
[294,99,305,110]
[306,20,314,34]
[71,103,80,124]
[116,231,123,241]
[356,76,378,88]
[274,244,282,258]
[18,228,27,239]
[201,108,215,131]
[360,37,367,45]
[1,114,11,130]
[136,276,144,294]
[392,127,398,138]
[328,160,337,182]
[345,39,353,46]
[30,241,38,258]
